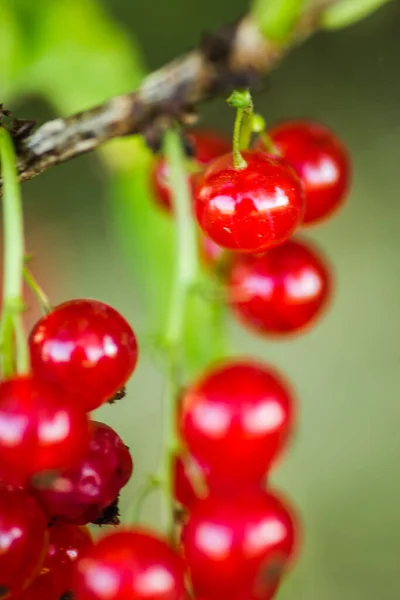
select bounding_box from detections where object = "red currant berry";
[228,238,332,336]
[0,376,89,482]
[198,234,226,270]
[0,486,49,598]
[174,455,207,510]
[29,299,138,412]
[31,421,133,525]
[194,151,304,253]
[266,120,351,225]
[179,360,294,485]
[73,529,186,600]
[182,488,297,600]
[18,524,93,600]
[151,130,231,211]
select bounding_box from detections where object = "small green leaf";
[322,0,394,30]
[0,4,26,101]
[27,0,145,113]
[252,0,307,43]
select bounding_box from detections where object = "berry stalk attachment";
[227,89,254,169]
[0,127,29,376]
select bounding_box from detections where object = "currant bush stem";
[23,265,52,314]
[161,129,200,537]
[0,127,29,377]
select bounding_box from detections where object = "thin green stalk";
[160,129,200,537]
[0,127,29,376]
[23,265,51,314]
[129,477,160,524]
[227,90,254,169]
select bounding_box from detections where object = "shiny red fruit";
[194,151,304,253]
[151,130,231,211]
[31,421,133,525]
[174,455,207,510]
[29,299,138,412]
[18,524,93,600]
[0,486,49,598]
[228,238,332,335]
[179,360,294,485]
[198,234,227,270]
[73,529,186,600]
[0,376,89,482]
[182,488,297,600]
[267,120,351,225]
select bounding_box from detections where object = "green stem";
[23,265,51,314]
[160,129,200,537]
[0,127,29,376]
[227,90,254,169]
[259,130,277,153]
[129,477,160,524]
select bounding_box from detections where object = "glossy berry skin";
[18,524,93,600]
[0,487,49,598]
[194,151,304,253]
[198,234,227,270]
[267,120,350,225]
[29,299,138,412]
[73,529,186,600]
[151,130,231,211]
[0,376,89,483]
[182,488,297,600]
[179,360,294,485]
[174,455,206,510]
[228,238,332,336]
[31,421,133,525]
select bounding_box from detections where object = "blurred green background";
[3,0,400,598]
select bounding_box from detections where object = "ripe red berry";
[151,130,231,211]
[0,376,89,482]
[29,299,138,412]
[174,455,207,510]
[228,238,332,336]
[266,120,351,225]
[182,488,297,600]
[18,524,93,600]
[198,234,226,270]
[0,486,49,598]
[194,151,304,253]
[73,529,186,600]
[179,360,294,485]
[31,421,133,525]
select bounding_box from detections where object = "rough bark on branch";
[1,0,337,192]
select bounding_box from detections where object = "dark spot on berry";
[254,553,285,596]
[0,586,9,598]
[92,495,120,526]
[59,591,75,600]
[107,386,126,404]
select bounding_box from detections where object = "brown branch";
[1,0,337,192]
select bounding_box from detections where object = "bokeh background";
[3,0,400,598]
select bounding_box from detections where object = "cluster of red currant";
[0,299,138,598]
[146,116,350,599]
[153,119,349,336]
[0,108,350,600]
